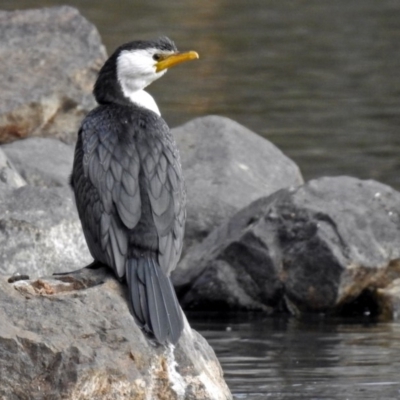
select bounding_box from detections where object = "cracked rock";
[175,176,400,318]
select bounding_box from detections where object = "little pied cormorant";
[70,37,199,345]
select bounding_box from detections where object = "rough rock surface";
[172,116,303,256]
[2,137,74,187]
[0,268,232,400]
[0,148,26,188]
[0,184,91,277]
[0,6,106,144]
[175,176,400,318]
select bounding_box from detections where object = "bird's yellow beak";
[155,51,199,73]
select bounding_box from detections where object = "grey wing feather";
[140,123,186,275]
[72,111,142,278]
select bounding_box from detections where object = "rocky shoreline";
[1,5,400,399]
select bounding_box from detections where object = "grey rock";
[0,148,26,188]
[0,185,91,277]
[377,276,400,320]
[175,193,285,311]
[172,115,303,256]
[2,137,74,187]
[177,176,400,318]
[0,6,106,144]
[0,268,232,400]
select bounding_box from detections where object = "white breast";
[123,89,161,115]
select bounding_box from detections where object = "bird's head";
[94,37,199,106]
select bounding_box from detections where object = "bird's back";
[71,103,186,344]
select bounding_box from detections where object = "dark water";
[3,0,400,189]
[3,1,400,398]
[189,313,400,399]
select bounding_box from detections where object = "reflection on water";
[2,0,400,189]
[189,313,400,399]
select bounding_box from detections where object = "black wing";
[72,106,185,278]
[72,107,141,277]
[138,122,186,275]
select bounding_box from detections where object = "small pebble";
[8,274,30,283]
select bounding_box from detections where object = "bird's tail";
[126,258,184,345]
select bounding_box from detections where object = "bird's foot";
[52,261,110,289]
[52,260,103,276]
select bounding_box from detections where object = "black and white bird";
[70,37,198,345]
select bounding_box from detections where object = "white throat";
[121,87,161,115]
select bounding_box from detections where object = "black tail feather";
[144,260,167,341]
[154,260,184,343]
[126,260,145,327]
[126,258,184,345]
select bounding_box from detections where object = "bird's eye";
[153,54,162,61]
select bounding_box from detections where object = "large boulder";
[175,176,400,319]
[2,137,74,187]
[0,184,91,277]
[0,6,106,144]
[172,116,303,255]
[0,268,232,400]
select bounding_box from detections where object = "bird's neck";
[119,79,161,115]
